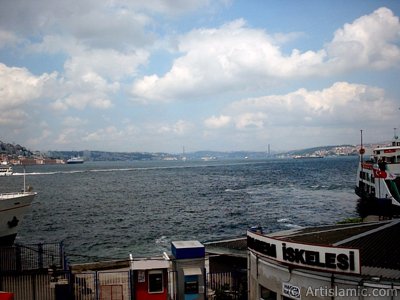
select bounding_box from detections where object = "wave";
[277,218,290,223]
[225,188,244,193]
[155,236,169,245]
[284,223,303,229]
[277,218,302,229]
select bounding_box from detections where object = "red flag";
[373,168,387,179]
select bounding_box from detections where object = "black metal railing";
[0,242,66,274]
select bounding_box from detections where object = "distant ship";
[0,191,36,246]
[66,157,84,164]
[355,130,400,210]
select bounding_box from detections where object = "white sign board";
[247,231,360,274]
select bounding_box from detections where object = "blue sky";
[1,0,400,153]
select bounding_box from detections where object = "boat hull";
[0,172,13,176]
[0,192,36,246]
[355,159,400,216]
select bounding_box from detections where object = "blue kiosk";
[171,241,205,300]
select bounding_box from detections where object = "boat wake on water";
[277,218,302,229]
[13,171,85,176]
[13,168,139,176]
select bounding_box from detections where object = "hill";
[0,140,361,162]
[284,145,358,157]
[0,141,33,157]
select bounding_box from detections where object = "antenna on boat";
[394,128,398,140]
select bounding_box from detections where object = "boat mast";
[23,165,26,192]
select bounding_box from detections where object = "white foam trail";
[277,218,289,223]
[284,224,303,229]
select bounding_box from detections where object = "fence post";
[16,245,22,272]
[59,241,66,270]
[130,269,135,300]
[31,274,36,300]
[95,271,99,300]
[204,269,208,300]
[38,243,43,269]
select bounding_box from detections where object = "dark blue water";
[0,157,359,262]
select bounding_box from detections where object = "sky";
[1,0,400,153]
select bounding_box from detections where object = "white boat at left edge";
[0,162,13,176]
[0,191,36,246]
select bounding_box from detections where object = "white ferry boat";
[0,162,13,176]
[0,191,36,246]
[66,157,84,164]
[355,132,400,209]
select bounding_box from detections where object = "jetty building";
[1,220,400,299]
[247,220,400,299]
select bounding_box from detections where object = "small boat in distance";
[0,189,36,246]
[355,130,400,211]
[66,157,84,164]
[0,162,13,176]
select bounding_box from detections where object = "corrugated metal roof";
[362,266,400,280]
[276,222,385,245]
[341,221,400,271]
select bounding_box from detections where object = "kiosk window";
[185,280,199,294]
[148,271,163,293]
[260,285,276,300]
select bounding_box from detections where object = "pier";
[1,218,400,299]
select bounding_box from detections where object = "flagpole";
[360,129,365,175]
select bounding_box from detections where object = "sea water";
[0,157,359,262]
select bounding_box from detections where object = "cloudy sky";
[1,0,400,153]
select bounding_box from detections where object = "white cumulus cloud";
[204,115,231,128]
[0,63,56,110]
[326,7,400,71]
[227,82,394,131]
[131,7,400,103]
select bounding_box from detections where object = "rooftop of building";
[274,220,400,279]
[206,219,400,281]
